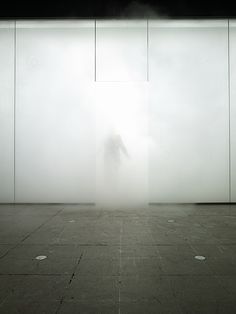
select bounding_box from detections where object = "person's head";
[108,125,118,137]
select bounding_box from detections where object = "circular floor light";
[35,255,47,260]
[194,255,206,261]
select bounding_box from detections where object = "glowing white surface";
[96,20,147,82]
[149,21,229,202]
[15,22,95,202]
[0,19,233,203]
[0,23,14,202]
[95,83,148,209]
[229,21,236,201]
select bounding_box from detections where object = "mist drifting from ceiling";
[120,1,168,19]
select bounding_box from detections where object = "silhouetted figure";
[103,130,129,182]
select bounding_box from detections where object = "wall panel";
[0,22,14,202]
[15,21,95,202]
[96,20,147,81]
[149,21,229,202]
[229,20,236,201]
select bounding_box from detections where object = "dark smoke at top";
[120,1,168,18]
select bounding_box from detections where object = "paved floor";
[0,204,236,313]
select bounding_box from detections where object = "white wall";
[0,22,14,202]
[96,20,147,81]
[15,21,95,202]
[229,20,236,202]
[149,20,229,202]
[0,19,234,203]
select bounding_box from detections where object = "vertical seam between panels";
[228,19,231,202]
[147,19,149,82]
[13,20,16,203]
[95,19,97,82]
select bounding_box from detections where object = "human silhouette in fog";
[103,129,129,181]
